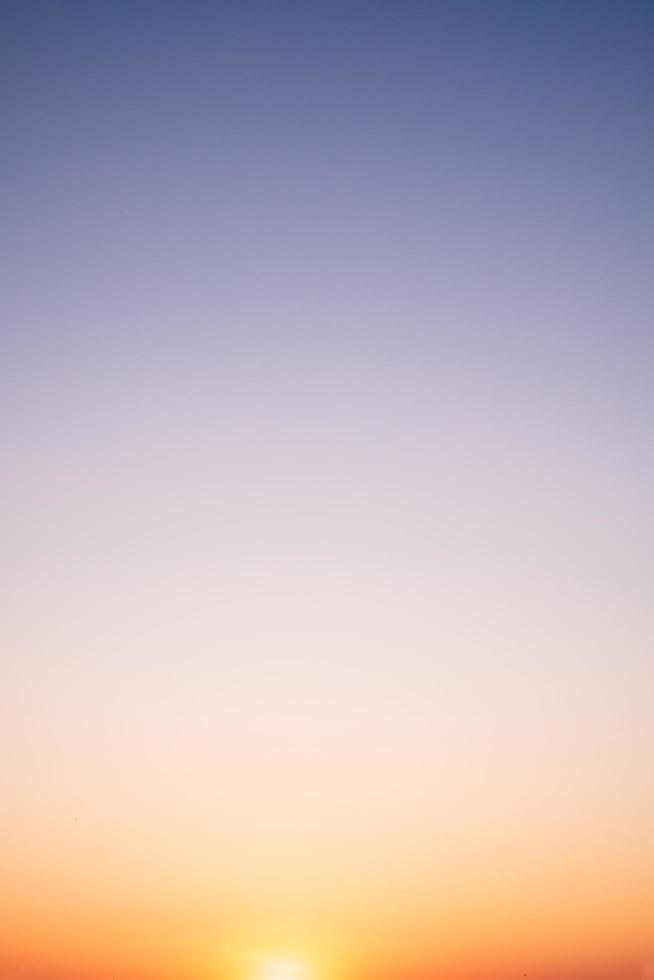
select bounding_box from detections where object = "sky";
[1,2,653,980]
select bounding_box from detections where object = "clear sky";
[2,3,653,980]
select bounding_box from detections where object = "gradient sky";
[2,3,654,980]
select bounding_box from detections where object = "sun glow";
[254,955,316,980]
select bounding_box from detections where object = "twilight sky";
[2,3,654,980]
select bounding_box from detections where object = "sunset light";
[255,956,315,980]
[3,3,653,980]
